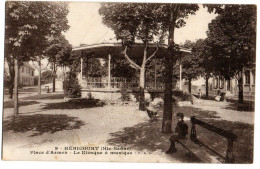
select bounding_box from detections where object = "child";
[165,112,188,154]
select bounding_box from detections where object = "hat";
[176,112,184,118]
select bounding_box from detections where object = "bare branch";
[145,42,159,64]
[129,64,139,70]
[122,46,141,70]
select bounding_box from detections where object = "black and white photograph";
[1,0,257,164]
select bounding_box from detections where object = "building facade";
[209,66,255,96]
[4,61,35,87]
[19,62,35,86]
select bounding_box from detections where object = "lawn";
[22,93,65,100]
[3,100,39,109]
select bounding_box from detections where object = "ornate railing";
[81,77,168,90]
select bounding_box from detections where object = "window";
[245,70,250,85]
[22,67,24,73]
[219,77,224,89]
[252,69,255,84]
[226,79,231,90]
[214,77,218,88]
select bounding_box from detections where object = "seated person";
[165,112,188,154]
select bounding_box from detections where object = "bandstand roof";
[72,42,191,60]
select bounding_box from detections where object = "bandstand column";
[179,63,182,90]
[80,57,83,85]
[108,54,111,90]
[154,59,157,88]
[179,52,182,91]
[250,69,253,93]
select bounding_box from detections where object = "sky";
[64,2,218,47]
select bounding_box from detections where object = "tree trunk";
[52,75,56,92]
[7,58,15,99]
[13,58,19,116]
[188,78,192,93]
[238,73,244,103]
[163,51,173,133]
[8,69,15,99]
[139,67,146,111]
[37,57,41,95]
[52,63,56,92]
[162,15,176,133]
[62,66,66,90]
[206,75,209,99]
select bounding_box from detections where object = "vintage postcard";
[1,1,256,163]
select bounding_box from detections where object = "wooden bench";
[178,116,237,163]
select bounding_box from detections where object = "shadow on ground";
[107,105,253,163]
[3,100,39,109]
[107,118,202,163]
[22,93,65,100]
[174,106,220,119]
[225,101,255,112]
[42,99,104,110]
[3,114,85,137]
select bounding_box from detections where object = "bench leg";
[226,139,235,163]
[147,110,151,118]
[190,125,197,141]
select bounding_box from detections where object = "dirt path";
[2,98,180,162]
[3,96,253,162]
[190,100,254,124]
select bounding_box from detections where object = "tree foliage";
[63,72,82,98]
[179,40,204,80]
[85,58,108,77]
[206,5,256,78]
[5,1,70,62]
[99,3,165,46]
[45,34,72,67]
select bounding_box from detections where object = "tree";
[45,34,72,92]
[111,59,137,78]
[31,59,50,92]
[4,51,15,99]
[99,3,162,110]
[180,40,204,93]
[192,38,216,98]
[206,5,256,103]
[85,58,107,77]
[157,4,199,133]
[5,1,69,115]
[41,70,53,84]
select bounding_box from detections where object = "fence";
[81,77,168,90]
